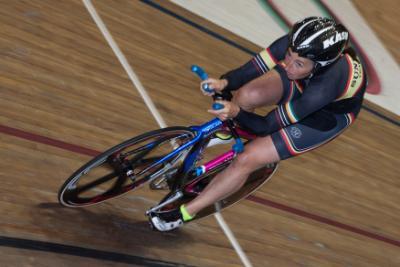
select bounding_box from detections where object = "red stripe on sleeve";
[266,47,278,64]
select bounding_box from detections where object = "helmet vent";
[292,18,320,44]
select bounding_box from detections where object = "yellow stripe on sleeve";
[259,49,278,70]
[337,55,364,101]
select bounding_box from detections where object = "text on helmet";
[323,32,349,49]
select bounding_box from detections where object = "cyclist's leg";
[209,69,285,145]
[149,135,280,231]
[233,68,287,111]
[186,111,356,216]
[185,135,280,216]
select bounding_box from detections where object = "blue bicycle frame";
[138,118,223,183]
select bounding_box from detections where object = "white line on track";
[82,1,252,266]
[82,0,167,128]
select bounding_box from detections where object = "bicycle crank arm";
[145,190,183,215]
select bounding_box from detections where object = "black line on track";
[362,105,400,126]
[0,236,194,267]
[140,0,399,127]
[140,0,256,56]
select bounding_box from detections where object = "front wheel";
[58,127,195,207]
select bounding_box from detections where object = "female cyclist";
[150,16,367,231]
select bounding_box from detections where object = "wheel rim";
[60,129,194,206]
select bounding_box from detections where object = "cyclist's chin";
[287,72,297,80]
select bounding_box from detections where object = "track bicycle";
[58,66,278,222]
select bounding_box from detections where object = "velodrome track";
[0,1,399,266]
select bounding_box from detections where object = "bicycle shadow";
[31,201,199,252]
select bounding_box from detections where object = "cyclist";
[149,16,367,231]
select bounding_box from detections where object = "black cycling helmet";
[289,17,349,69]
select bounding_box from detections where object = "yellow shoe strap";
[180,205,195,221]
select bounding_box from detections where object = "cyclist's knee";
[231,136,279,172]
[233,89,256,111]
[233,88,254,111]
[230,150,257,174]
[233,82,276,111]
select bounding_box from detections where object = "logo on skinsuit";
[290,127,302,139]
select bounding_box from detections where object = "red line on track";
[246,195,400,247]
[0,125,99,157]
[1,124,399,247]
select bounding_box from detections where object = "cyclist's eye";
[295,61,303,68]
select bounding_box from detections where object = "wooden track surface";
[352,0,400,64]
[0,1,399,266]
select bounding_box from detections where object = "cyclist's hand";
[200,78,228,96]
[208,100,240,121]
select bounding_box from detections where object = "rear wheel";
[58,127,195,207]
[194,162,278,219]
[155,160,278,220]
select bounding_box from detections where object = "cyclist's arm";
[221,35,289,92]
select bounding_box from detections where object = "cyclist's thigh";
[271,111,355,160]
[233,69,284,110]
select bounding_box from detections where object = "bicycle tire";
[194,162,278,220]
[58,127,195,207]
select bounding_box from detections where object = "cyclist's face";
[283,48,314,80]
